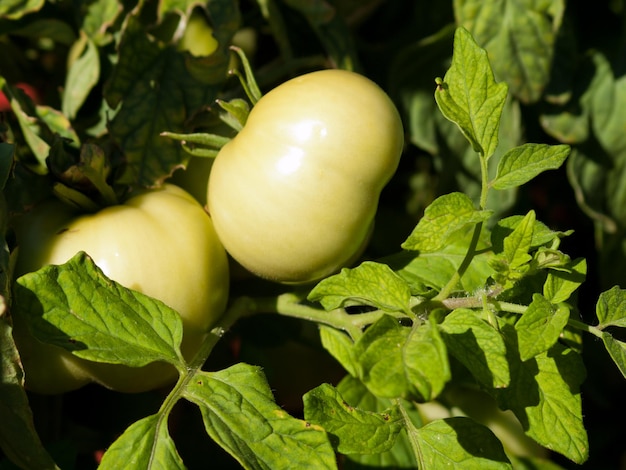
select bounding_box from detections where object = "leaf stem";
[396,398,424,468]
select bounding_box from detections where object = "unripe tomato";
[208,69,404,283]
[13,184,229,393]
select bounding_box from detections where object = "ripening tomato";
[13,184,229,393]
[208,69,404,283]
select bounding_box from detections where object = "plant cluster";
[2,1,626,469]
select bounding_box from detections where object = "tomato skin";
[13,184,229,393]
[208,69,404,284]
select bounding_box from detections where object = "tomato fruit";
[13,184,229,393]
[208,69,404,283]
[178,9,218,57]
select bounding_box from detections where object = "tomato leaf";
[390,226,493,294]
[600,333,626,379]
[495,326,588,464]
[515,294,570,361]
[491,215,572,253]
[337,375,422,468]
[303,383,402,454]
[62,34,100,119]
[308,261,412,315]
[491,144,570,190]
[455,0,564,103]
[401,192,492,253]
[543,258,586,303]
[105,12,234,187]
[98,414,184,470]
[0,301,61,470]
[415,417,511,469]
[595,286,626,329]
[13,251,184,367]
[0,0,44,20]
[354,315,450,401]
[434,27,508,159]
[319,325,359,378]
[282,0,360,71]
[440,308,510,389]
[183,363,336,470]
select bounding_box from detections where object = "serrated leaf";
[0,302,61,470]
[440,308,510,388]
[98,414,184,470]
[543,258,586,303]
[14,251,184,367]
[319,325,358,378]
[496,327,588,464]
[434,27,508,158]
[354,315,449,401]
[105,13,233,186]
[416,417,512,468]
[63,34,101,119]
[402,192,492,253]
[515,294,570,361]
[455,0,564,103]
[337,375,422,468]
[390,226,493,293]
[503,210,535,269]
[596,286,626,329]
[303,383,402,454]
[308,262,412,314]
[492,144,570,190]
[601,333,626,378]
[183,363,336,470]
[491,216,572,254]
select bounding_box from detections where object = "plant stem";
[396,398,424,469]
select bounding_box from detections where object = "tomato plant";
[3,1,626,470]
[209,69,404,283]
[12,184,229,393]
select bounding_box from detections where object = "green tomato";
[208,69,404,284]
[13,184,229,393]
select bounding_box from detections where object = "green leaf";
[14,251,184,367]
[319,326,358,378]
[0,0,44,20]
[415,417,512,469]
[491,216,572,254]
[596,286,626,329]
[0,301,61,470]
[491,144,570,190]
[390,225,493,293]
[454,0,565,103]
[496,327,588,464]
[105,12,234,186]
[337,375,422,468]
[600,333,626,378]
[63,34,101,119]
[281,0,360,71]
[303,383,402,454]
[354,315,450,401]
[401,192,492,252]
[543,258,586,303]
[308,261,412,314]
[98,414,184,470]
[434,27,508,158]
[515,294,570,361]
[183,363,336,470]
[440,308,510,388]
[79,0,123,45]
[490,211,535,289]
